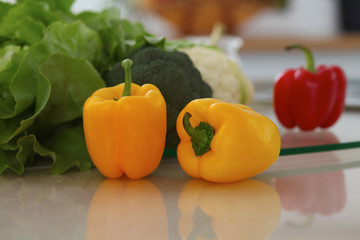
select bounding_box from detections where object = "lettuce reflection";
[178,179,281,240]
[87,178,168,240]
[0,172,94,239]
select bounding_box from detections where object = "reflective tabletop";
[1,154,360,240]
[1,103,359,240]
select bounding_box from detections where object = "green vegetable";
[0,44,22,71]
[106,46,213,148]
[0,0,165,174]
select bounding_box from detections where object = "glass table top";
[251,102,360,154]
[1,152,359,240]
[1,101,359,239]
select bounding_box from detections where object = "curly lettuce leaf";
[0,45,22,72]
[0,1,60,44]
[0,2,13,25]
[17,0,75,14]
[0,53,104,174]
[0,49,29,137]
[45,126,92,174]
[75,8,160,65]
[0,148,21,174]
[0,134,52,174]
[1,20,103,120]
[37,53,105,130]
[0,126,91,175]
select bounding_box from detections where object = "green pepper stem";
[285,45,316,73]
[121,59,133,97]
[183,112,214,156]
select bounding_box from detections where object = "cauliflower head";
[181,46,253,104]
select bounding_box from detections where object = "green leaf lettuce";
[0,0,170,175]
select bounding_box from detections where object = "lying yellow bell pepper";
[176,98,281,183]
[83,59,167,179]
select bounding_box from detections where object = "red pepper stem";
[285,45,316,73]
[183,112,214,156]
[121,59,133,97]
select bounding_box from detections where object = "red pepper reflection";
[281,130,339,149]
[275,130,346,216]
[275,170,346,216]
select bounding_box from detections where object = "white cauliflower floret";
[181,46,253,104]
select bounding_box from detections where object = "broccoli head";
[106,46,213,149]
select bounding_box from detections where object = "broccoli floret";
[106,46,213,149]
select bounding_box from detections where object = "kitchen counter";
[1,102,359,240]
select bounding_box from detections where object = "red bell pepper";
[273,45,347,130]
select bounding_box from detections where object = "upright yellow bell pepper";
[176,98,280,183]
[83,59,166,179]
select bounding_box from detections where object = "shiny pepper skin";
[176,98,281,183]
[83,59,166,179]
[274,45,347,131]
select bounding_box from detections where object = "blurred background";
[3,0,359,83]
[70,0,360,85]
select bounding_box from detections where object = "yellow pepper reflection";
[86,178,168,240]
[178,179,281,240]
